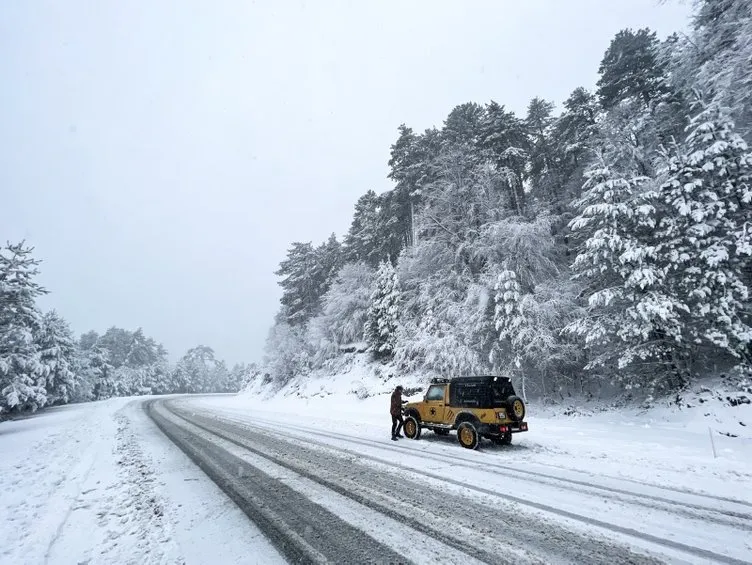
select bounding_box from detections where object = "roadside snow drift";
[0,397,284,565]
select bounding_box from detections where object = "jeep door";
[421,384,447,423]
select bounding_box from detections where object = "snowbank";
[0,397,284,565]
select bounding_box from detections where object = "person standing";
[390,385,406,440]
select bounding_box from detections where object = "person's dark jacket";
[390,389,404,416]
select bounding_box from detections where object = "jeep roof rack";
[431,375,510,384]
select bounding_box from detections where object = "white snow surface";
[0,397,284,565]
[2,354,751,564]
[220,355,752,563]
[235,372,752,503]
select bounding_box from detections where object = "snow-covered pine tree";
[37,310,78,405]
[567,163,689,393]
[657,104,752,365]
[365,260,400,357]
[597,28,668,111]
[147,362,172,395]
[125,328,163,368]
[174,345,229,393]
[0,242,48,413]
[494,270,523,349]
[692,0,752,139]
[493,270,526,395]
[88,345,115,400]
[275,237,343,326]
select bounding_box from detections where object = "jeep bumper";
[481,421,528,436]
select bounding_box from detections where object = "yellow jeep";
[402,376,528,449]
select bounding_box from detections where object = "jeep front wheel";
[404,416,421,440]
[457,422,479,449]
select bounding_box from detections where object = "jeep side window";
[425,385,445,401]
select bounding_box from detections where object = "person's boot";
[391,435,398,441]
[396,433,404,438]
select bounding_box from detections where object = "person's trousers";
[391,414,404,437]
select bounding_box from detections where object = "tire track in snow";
[162,400,672,565]
[148,400,469,565]
[235,411,752,522]
[176,402,752,565]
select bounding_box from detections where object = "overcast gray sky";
[1,0,690,365]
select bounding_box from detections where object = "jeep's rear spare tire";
[506,395,526,421]
[404,416,421,440]
[457,422,479,449]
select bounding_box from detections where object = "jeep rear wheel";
[404,416,421,440]
[457,422,479,449]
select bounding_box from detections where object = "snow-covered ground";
[181,381,752,564]
[2,360,750,564]
[0,397,284,565]
[239,357,752,504]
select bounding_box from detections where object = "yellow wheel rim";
[460,427,474,445]
[405,420,415,436]
[513,400,524,418]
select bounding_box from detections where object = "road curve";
[143,397,737,565]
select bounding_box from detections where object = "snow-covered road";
[155,395,752,564]
[2,393,751,564]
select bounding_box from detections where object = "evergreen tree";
[316,233,343,298]
[344,190,382,265]
[125,328,165,368]
[494,269,523,365]
[275,242,322,325]
[597,28,668,110]
[0,242,48,413]
[479,101,528,214]
[344,190,405,265]
[89,346,115,400]
[174,345,226,393]
[691,0,752,138]
[526,97,558,201]
[79,330,99,352]
[551,87,599,202]
[365,260,400,357]
[657,105,752,362]
[97,326,133,368]
[567,164,689,392]
[275,236,343,326]
[442,102,486,148]
[38,310,78,405]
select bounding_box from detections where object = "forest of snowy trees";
[0,242,251,415]
[264,0,752,400]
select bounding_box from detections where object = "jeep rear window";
[490,380,515,406]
